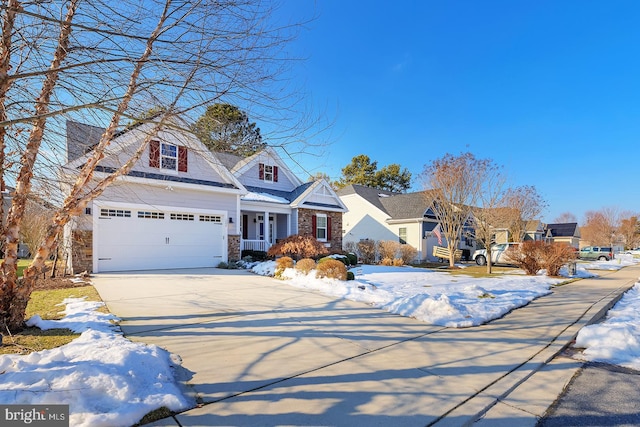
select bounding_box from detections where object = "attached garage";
[93,203,227,273]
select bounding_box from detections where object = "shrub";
[541,243,578,277]
[346,252,358,266]
[357,239,377,264]
[399,244,417,265]
[380,257,393,266]
[392,258,404,266]
[267,234,328,260]
[346,271,355,281]
[378,240,400,260]
[343,240,357,254]
[505,241,544,275]
[315,259,347,280]
[274,256,294,279]
[330,254,349,266]
[217,261,228,269]
[276,256,294,270]
[241,250,267,261]
[295,258,316,275]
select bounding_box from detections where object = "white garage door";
[95,206,225,272]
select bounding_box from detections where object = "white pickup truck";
[472,242,519,266]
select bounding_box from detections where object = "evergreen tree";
[336,154,411,192]
[192,103,266,156]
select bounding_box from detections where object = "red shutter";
[178,146,188,172]
[259,163,264,180]
[327,216,332,240]
[312,215,317,238]
[273,166,279,182]
[149,140,160,168]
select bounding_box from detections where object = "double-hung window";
[161,143,177,171]
[316,214,327,241]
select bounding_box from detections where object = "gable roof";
[380,191,435,220]
[230,146,303,187]
[336,184,399,214]
[545,222,580,237]
[337,184,438,221]
[66,120,104,162]
[64,120,245,192]
[242,180,346,211]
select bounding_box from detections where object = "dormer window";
[259,163,278,182]
[149,140,188,172]
[161,143,177,170]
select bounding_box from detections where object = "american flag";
[433,223,443,245]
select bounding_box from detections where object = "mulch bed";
[32,274,92,291]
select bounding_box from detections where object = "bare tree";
[618,215,639,249]
[503,185,546,242]
[422,153,491,268]
[19,199,52,258]
[581,207,620,246]
[554,212,578,224]
[470,162,509,274]
[0,0,310,331]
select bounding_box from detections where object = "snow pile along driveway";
[253,263,567,327]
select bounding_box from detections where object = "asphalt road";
[538,361,640,427]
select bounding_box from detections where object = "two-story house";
[61,120,345,273]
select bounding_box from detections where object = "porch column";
[264,211,270,244]
[287,213,291,237]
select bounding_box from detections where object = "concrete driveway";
[92,265,640,426]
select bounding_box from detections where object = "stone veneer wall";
[298,209,343,253]
[228,234,241,261]
[71,230,93,274]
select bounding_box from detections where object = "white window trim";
[316,213,328,242]
[263,164,274,182]
[161,142,178,172]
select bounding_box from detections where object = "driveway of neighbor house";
[92,265,640,427]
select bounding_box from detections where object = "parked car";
[625,248,640,256]
[472,242,519,266]
[578,246,613,261]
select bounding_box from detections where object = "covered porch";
[240,209,294,253]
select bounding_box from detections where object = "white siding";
[341,194,397,246]
[238,162,297,191]
[97,181,237,214]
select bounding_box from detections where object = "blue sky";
[272,1,640,224]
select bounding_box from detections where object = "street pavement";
[91,264,640,427]
[538,362,640,427]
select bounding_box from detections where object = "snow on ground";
[0,298,194,427]
[252,259,606,328]
[0,254,637,425]
[575,279,640,371]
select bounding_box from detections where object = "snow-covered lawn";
[0,298,194,427]
[252,259,608,328]
[0,254,636,426]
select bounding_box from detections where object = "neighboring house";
[544,222,581,248]
[524,220,545,242]
[61,120,345,273]
[337,184,476,262]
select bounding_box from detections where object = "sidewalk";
[116,264,639,427]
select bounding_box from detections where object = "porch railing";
[241,239,271,252]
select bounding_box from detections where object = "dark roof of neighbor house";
[545,222,579,237]
[337,184,437,220]
[380,191,435,220]
[66,120,104,162]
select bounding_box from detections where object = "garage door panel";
[96,206,225,272]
